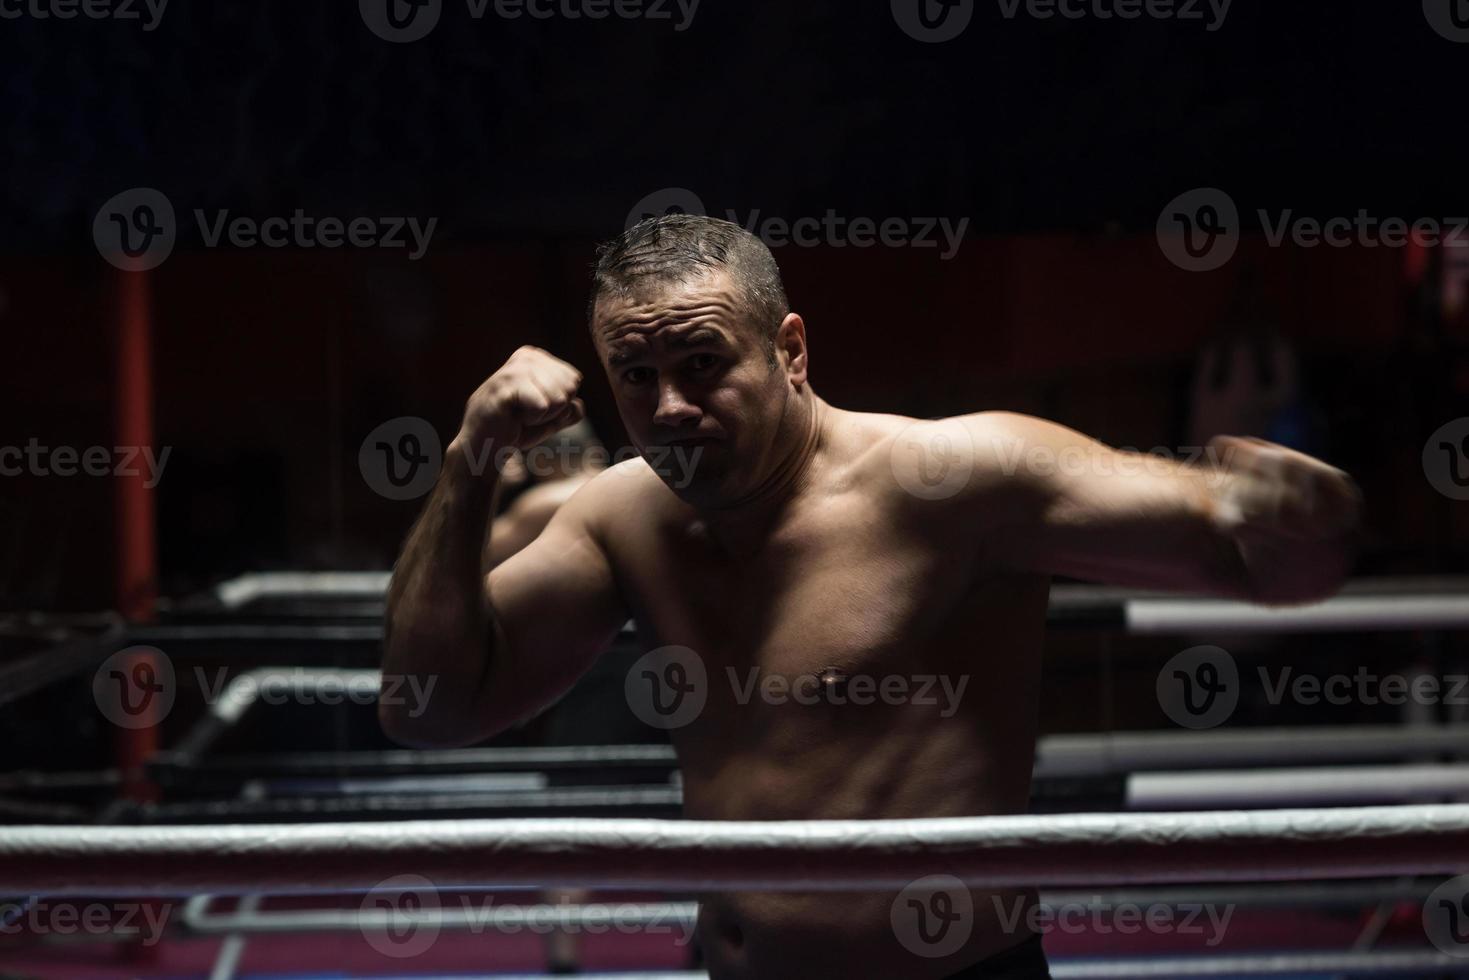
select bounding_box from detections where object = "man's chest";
[620,506,976,681]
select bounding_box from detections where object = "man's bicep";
[482,493,629,722]
[972,413,1234,592]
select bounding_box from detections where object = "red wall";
[3,234,1451,610]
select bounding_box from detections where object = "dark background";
[3,1,1467,609]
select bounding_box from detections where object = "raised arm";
[380,347,628,747]
[968,412,1363,605]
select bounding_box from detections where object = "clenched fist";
[451,346,585,479]
[1208,435,1364,604]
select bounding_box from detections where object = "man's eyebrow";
[606,327,727,367]
[606,345,642,368]
[667,326,726,348]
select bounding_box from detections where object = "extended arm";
[969,413,1363,604]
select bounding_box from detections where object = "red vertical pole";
[111,266,160,801]
[111,266,165,968]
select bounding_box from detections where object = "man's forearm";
[381,438,500,742]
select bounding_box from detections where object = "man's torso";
[600,411,1050,979]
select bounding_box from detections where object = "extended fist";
[1209,435,1362,538]
[455,346,585,467]
[1208,435,1364,604]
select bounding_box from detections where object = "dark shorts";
[945,935,1051,979]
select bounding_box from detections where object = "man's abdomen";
[677,702,1044,980]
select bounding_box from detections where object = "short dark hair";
[588,213,789,362]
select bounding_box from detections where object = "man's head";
[588,214,808,507]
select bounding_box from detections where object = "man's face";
[593,269,789,506]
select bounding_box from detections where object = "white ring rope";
[7,805,1469,897]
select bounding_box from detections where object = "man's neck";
[698,391,832,553]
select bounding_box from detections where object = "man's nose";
[652,380,701,426]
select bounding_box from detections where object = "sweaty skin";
[381,270,1361,980]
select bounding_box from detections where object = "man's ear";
[776,313,808,387]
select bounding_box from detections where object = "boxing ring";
[3,573,1469,977]
[9,805,1469,896]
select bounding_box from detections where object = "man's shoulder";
[837,409,1043,492]
[569,456,680,523]
[838,410,1058,552]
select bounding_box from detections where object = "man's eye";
[688,354,718,372]
[623,367,654,385]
